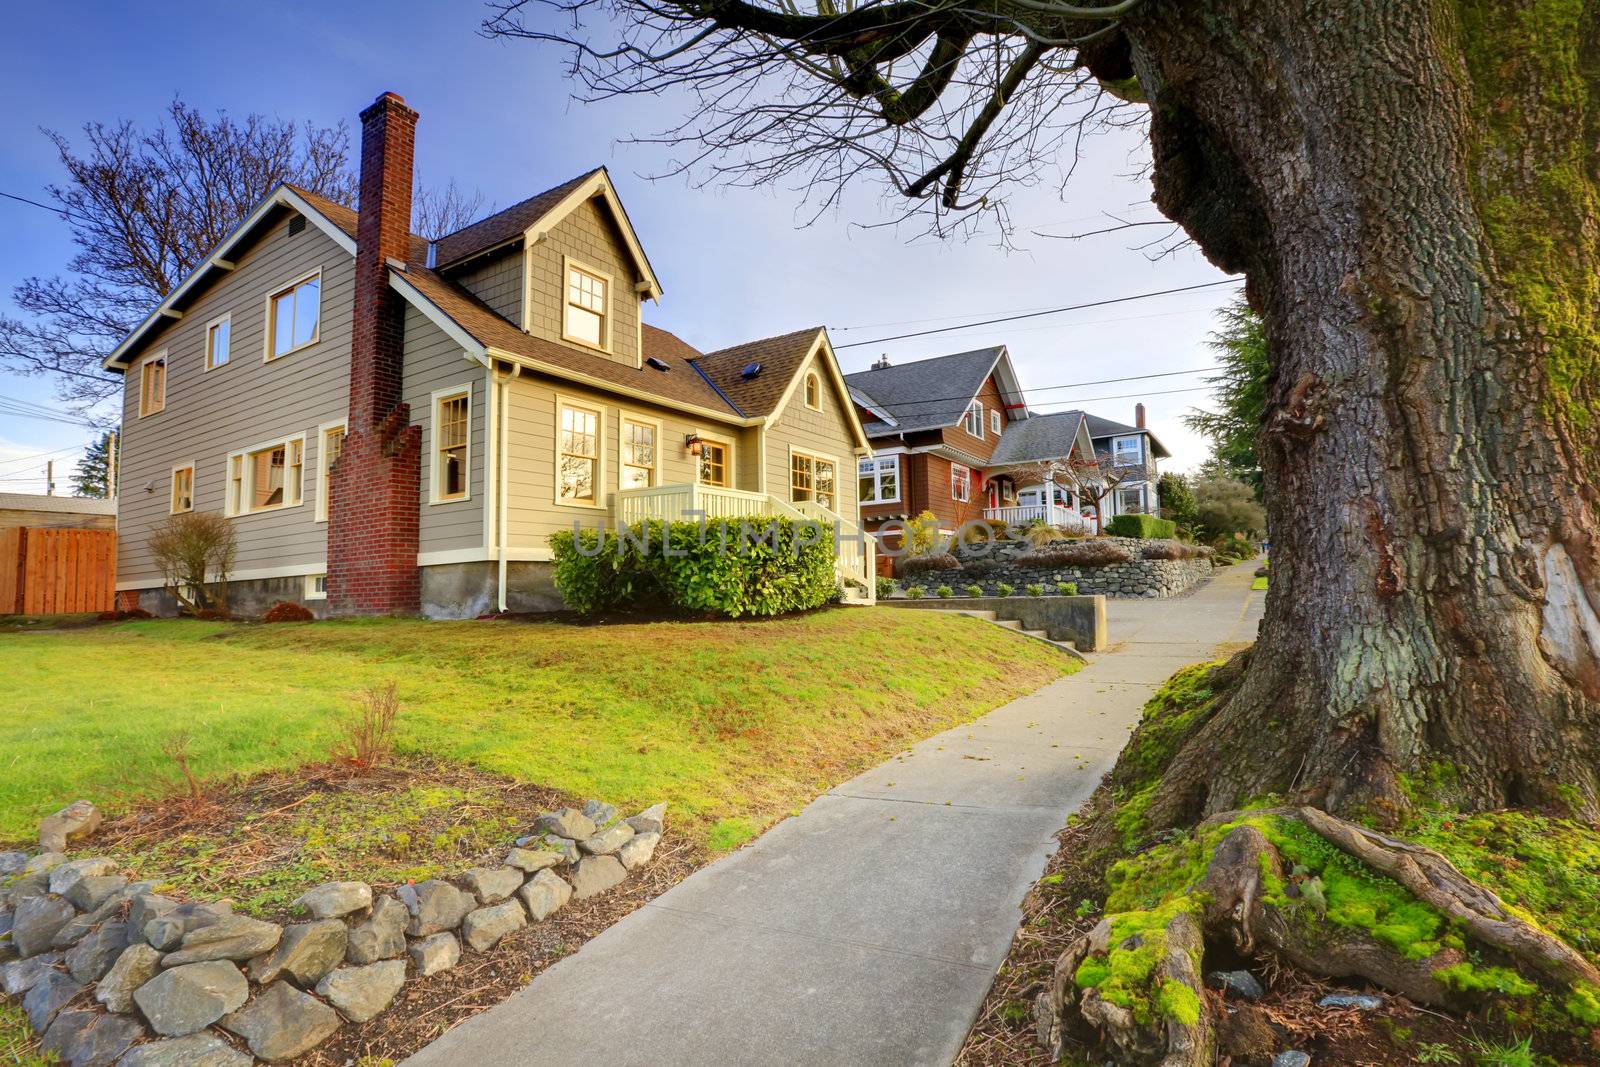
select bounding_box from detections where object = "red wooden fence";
[0,527,117,615]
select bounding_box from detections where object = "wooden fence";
[0,527,117,615]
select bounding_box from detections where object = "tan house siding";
[500,373,755,551]
[401,305,486,555]
[523,199,642,370]
[116,213,354,588]
[765,355,862,522]
[450,249,523,324]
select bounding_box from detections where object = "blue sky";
[0,1,1237,493]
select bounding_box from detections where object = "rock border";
[1,797,666,1065]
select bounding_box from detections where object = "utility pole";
[46,460,55,496]
[107,431,118,498]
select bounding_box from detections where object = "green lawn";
[0,608,1070,847]
[1251,575,1269,590]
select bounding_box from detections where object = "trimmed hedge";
[1106,513,1177,539]
[549,517,837,617]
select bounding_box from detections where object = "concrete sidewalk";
[405,564,1265,1067]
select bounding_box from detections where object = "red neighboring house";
[845,348,1102,559]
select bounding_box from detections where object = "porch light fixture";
[684,434,705,456]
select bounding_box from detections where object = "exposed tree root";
[1037,806,1598,1065]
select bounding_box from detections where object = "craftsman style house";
[106,92,873,617]
[845,349,1169,544]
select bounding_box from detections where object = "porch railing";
[612,484,877,604]
[983,503,1089,531]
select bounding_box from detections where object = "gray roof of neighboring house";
[989,410,1089,466]
[0,493,118,515]
[1083,413,1172,459]
[843,347,1007,436]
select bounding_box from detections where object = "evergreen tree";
[1185,296,1268,499]
[71,431,115,498]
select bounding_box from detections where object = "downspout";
[495,364,521,613]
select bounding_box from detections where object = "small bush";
[900,552,961,575]
[550,517,837,618]
[1106,513,1176,539]
[935,585,954,598]
[1141,539,1202,561]
[263,600,315,623]
[876,576,896,599]
[1019,540,1133,568]
[1022,523,1067,548]
[906,585,927,599]
[1025,583,1044,597]
[996,583,1015,597]
[1057,582,1078,596]
[964,583,984,597]
[339,681,400,770]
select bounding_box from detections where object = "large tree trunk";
[1121,0,1600,822]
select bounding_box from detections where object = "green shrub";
[1107,513,1176,539]
[876,576,896,599]
[1025,583,1045,597]
[996,583,1015,597]
[935,585,954,598]
[1057,582,1078,596]
[906,585,927,599]
[964,583,984,597]
[549,517,837,618]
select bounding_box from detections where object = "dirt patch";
[80,759,707,1063]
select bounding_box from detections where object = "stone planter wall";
[902,537,1213,600]
[0,797,665,1066]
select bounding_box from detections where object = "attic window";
[646,356,670,371]
[564,262,609,350]
[804,372,821,410]
[288,214,306,236]
[741,362,763,379]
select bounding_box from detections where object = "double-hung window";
[267,272,321,359]
[139,356,166,417]
[791,451,837,510]
[558,400,602,504]
[170,465,194,513]
[858,455,900,504]
[206,315,231,370]
[963,401,984,438]
[951,463,972,503]
[620,417,657,489]
[227,436,304,515]
[433,390,470,502]
[564,263,608,348]
[1118,483,1147,514]
[1114,435,1143,465]
[991,409,1002,435]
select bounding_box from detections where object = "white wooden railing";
[613,484,877,605]
[983,503,1089,532]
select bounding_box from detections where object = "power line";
[846,365,1222,417]
[0,190,94,226]
[832,278,1242,349]
[0,443,88,472]
[1029,384,1212,407]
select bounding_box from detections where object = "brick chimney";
[327,92,423,616]
[1135,402,1146,429]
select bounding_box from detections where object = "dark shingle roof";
[990,410,1088,466]
[1083,413,1171,458]
[430,169,602,267]
[843,347,1004,436]
[694,327,825,419]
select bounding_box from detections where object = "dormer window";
[963,401,984,439]
[564,262,609,349]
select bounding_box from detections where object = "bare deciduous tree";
[147,511,236,612]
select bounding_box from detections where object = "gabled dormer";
[430,169,663,372]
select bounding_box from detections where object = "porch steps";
[946,609,1086,662]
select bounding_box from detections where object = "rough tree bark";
[1112,0,1600,824]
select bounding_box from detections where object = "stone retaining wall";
[0,797,665,1065]
[903,537,1213,599]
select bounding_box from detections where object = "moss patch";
[0,1002,50,1067]
[1072,897,1203,1026]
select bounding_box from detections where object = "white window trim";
[1113,434,1144,463]
[204,312,232,372]
[858,454,901,505]
[315,420,346,522]
[138,351,167,418]
[951,462,972,503]
[169,462,195,514]
[224,432,307,517]
[990,409,1002,435]
[965,401,984,439]
[554,394,607,509]
[618,410,662,491]
[560,255,613,354]
[804,372,822,411]
[304,574,328,601]
[1118,481,1148,513]
[430,386,473,505]
[692,427,736,489]
[262,267,323,362]
[789,446,841,508]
